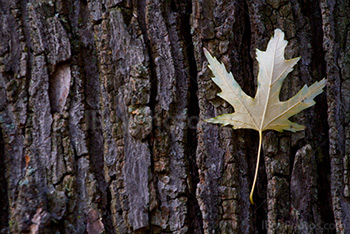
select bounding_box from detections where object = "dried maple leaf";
[204,29,326,204]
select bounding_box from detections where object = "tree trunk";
[0,0,349,233]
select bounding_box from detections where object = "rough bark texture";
[0,0,349,233]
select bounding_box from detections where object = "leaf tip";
[274,28,284,37]
[289,123,305,132]
[273,28,287,42]
[203,47,211,59]
[320,78,327,86]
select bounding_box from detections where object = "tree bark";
[0,0,349,233]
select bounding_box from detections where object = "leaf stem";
[250,130,262,204]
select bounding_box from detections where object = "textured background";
[0,0,349,233]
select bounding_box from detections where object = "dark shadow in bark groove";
[178,0,204,232]
[299,0,335,230]
[80,36,115,232]
[0,127,9,231]
[86,85,115,234]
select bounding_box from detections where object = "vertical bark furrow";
[0,4,28,233]
[0,127,9,232]
[92,1,153,232]
[179,1,204,232]
[321,0,350,233]
[143,0,191,232]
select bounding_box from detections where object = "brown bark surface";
[0,0,349,233]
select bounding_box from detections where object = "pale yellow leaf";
[204,29,326,204]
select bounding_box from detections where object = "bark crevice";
[0,127,9,232]
[181,0,204,232]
